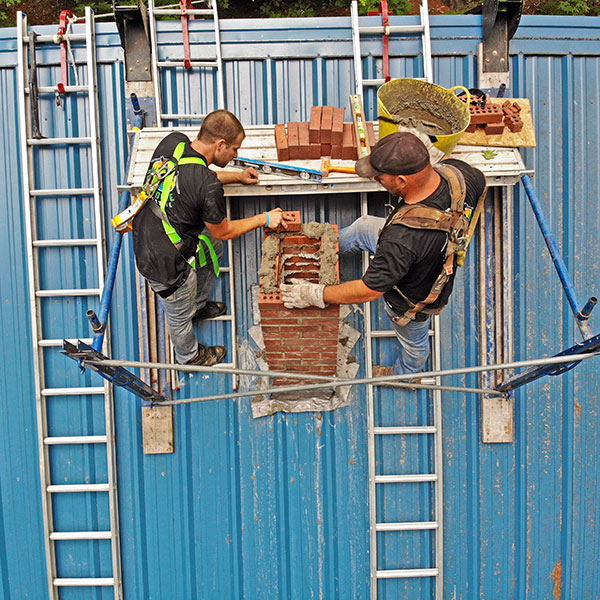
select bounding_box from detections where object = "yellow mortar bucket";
[377,78,471,155]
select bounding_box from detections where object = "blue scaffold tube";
[92,97,144,352]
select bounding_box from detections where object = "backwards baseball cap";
[355,131,430,178]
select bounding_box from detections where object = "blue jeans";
[148,231,224,364]
[339,216,431,375]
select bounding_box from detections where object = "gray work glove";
[280,280,326,309]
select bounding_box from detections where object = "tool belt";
[386,163,476,326]
[150,141,220,279]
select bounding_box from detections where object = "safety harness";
[150,141,220,277]
[386,163,486,326]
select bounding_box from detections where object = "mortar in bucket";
[377,78,471,156]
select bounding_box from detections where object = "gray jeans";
[148,231,224,363]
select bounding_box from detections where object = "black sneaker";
[192,301,227,321]
[185,344,227,366]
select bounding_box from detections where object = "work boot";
[185,344,227,366]
[372,365,393,378]
[372,365,422,389]
[192,301,227,321]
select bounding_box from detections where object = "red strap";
[57,10,75,94]
[180,0,195,70]
[380,1,390,82]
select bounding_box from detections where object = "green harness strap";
[157,142,220,276]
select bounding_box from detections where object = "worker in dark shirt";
[281,131,486,377]
[133,110,291,366]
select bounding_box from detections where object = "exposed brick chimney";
[258,217,340,390]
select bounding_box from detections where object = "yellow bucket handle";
[448,85,471,106]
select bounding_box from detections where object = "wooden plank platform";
[126,124,533,195]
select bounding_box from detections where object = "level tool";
[232,157,323,181]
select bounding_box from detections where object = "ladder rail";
[16,14,56,600]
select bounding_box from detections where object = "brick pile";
[258,221,340,389]
[274,105,375,162]
[463,98,524,136]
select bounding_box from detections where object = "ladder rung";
[358,25,424,35]
[54,577,115,587]
[51,530,112,540]
[29,33,87,43]
[42,387,105,396]
[376,568,438,579]
[362,78,386,87]
[44,435,108,445]
[47,483,110,493]
[370,329,434,338]
[30,188,95,197]
[39,338,93,347]
[33,238,98,247]
[28,137,92,146]
[375,474,438,483]
[25,85,89,94]
[36,288,101,297]
[157,60,218,68]
[152,8,214,16]
[160,113,205,121]
[376,521,438,532]
[374,426,437,435]
[208,315,232,322]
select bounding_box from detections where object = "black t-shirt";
[132,132,226,289]
[362,159,486,319]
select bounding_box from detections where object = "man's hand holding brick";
[280,280,326,309]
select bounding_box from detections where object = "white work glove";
[280,280,326,309]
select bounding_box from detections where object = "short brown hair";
[198,110,244,145]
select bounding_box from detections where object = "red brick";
[331,108,345,146]
[331,144,343,159]
[484,122,505,135]
[504,114,523,133]
[274,124,289,162]
[320,144,332,157]
[281,210,301,232]
[320,106,333,144]
[309,144,321,160]
[297,122,310,159]
[287,122,301,160]
[309,106,322,144]
[342,123,358,161]
[469,104,503,124]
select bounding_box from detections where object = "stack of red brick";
[258,218,340,388]
[464,99,524,135]
[274,105,375,161]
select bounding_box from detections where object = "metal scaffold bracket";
[496,333,600,392]
[62,340,166,403]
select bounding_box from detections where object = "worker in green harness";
[133,110,291,366]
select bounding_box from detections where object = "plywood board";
[458,98,536,148]
[142,405,174,454]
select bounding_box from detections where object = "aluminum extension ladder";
[146,0,239,384]
[351,2,443,598]
[148,0,224,125]
[351,0,432,94]
[16,9,122,598]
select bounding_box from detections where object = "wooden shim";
[142,405,174,454]
[481,395,514,443]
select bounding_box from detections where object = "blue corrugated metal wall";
[1,13,600,600]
